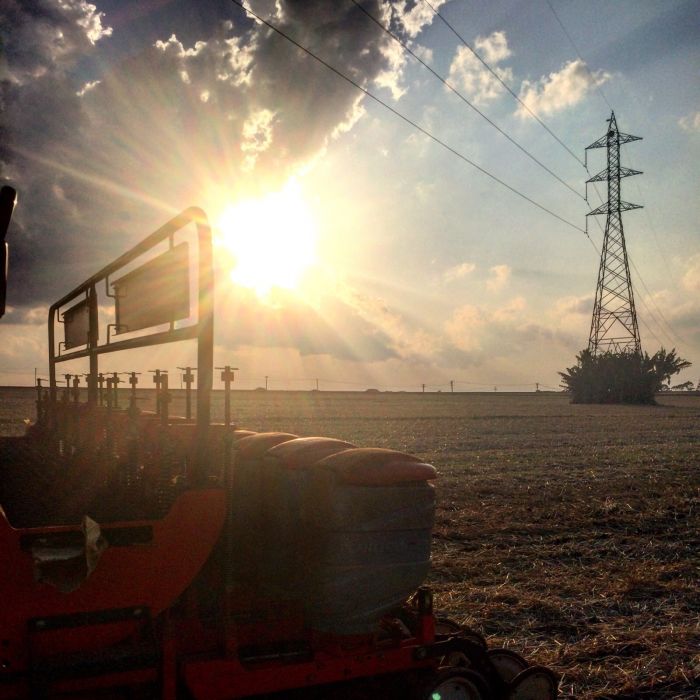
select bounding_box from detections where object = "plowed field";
[1,387,698,698]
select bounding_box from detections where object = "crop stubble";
[1,388,698,698]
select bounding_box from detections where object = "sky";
[1,0,698,391]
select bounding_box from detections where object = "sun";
[215,181,318,297]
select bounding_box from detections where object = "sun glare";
[215,182,318,297]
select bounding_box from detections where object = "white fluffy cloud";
[517,59,610,118]
[447,31,513,105]
[393,0,448,39]
[443,296,576,362]
[486,264,511,291]
[679,110,700,133]
[444,303,485,353]
[1,0,111,85]
[443,261,476,283]
[681,253,700,292]
[2,0,443,308]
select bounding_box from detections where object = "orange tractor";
[0,206,558,698]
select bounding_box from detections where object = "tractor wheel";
[507,665,559,700]
[487,648,529,683]
[435,617,463,635]
[415,668,490,700]
[434,618,487,651]
[461,630,488,650]
[444,649,472,669]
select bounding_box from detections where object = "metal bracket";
[107,323,129,344]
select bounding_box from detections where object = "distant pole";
[216,366,238,427]
[422,383,425,393]
[316,378,319,391]
[34,367,37,385]
[178,366,196,420]
[150,369,166,416]
[450,380,454,393]
[494,386,497,392]
[265,375,269,391]
[128,372,140,413]
[111,372,120,408]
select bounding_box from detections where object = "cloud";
[447,31,513,105]
[214,284,399,363]
[443,296,576,362]
[681,253,700,292]
[393,0,448,39]
[340,286,441,360]
[3,0,443,309]
[555,295,593,316]
[212,275,445,365]
[0,0,111,86]
[517,59,610,118]
[486,264,511,291]
[443,261,476,283]
[444,303,485,353]
[0,305,48,325]
[241,108,276,171]
[679,110,700,133]
[493,296,526,321]
[374,35,408,100]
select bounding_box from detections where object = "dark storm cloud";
[0,1,447,367]
[1,0,410,309]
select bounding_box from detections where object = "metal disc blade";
[507,666,559,700]
[487,648,529,683]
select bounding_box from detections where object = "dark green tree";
[559,348,691,404]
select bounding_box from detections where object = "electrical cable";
[418,0,611,253]
[349,0,584,202]
[542,5,691,350]
[543,0,613,112]
[629,257,694,349]
[232,1,687,357]
[420,0,586,167]
[229,0,587,235]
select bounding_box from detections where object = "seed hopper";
[0,208,559,699]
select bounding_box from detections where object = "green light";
[432,693,442,700]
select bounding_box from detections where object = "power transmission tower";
[585,112,643,355]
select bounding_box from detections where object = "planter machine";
[0,207,559,699]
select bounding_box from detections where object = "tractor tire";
[414,668,490,700]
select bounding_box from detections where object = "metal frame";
[585,112,643,355]
[48,207,213,430]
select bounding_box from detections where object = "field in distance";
[1,388,698,697]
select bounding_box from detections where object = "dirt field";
[1,387,698,698]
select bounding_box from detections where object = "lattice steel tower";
[585,112,643,355]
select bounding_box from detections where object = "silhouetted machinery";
[0,185,17,319]
[0,207,559,698]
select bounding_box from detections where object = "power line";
[547,0,678,281]
[349,0,584,202]
[629,257,693,349]
[231,0,691,361]
[420,0,586,167]
[543,0,613,112]
[543,5,690,351]
[230,0,586,235]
